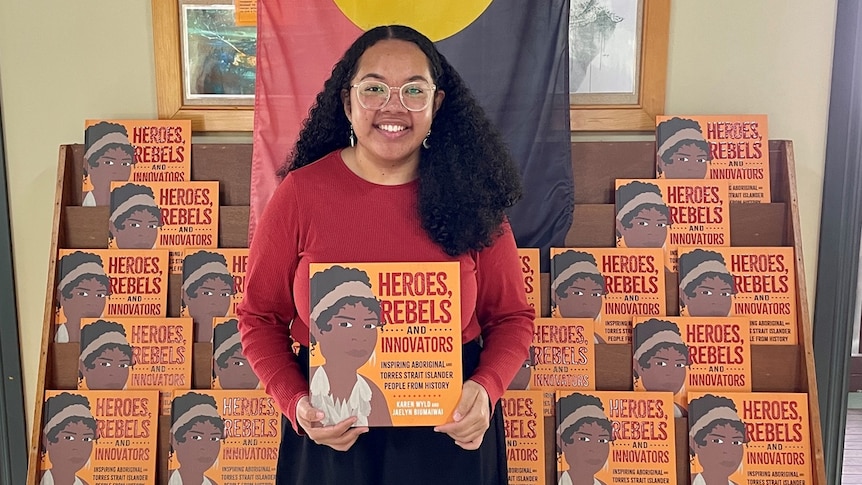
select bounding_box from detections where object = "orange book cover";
[82,119,191,206]
[677,246,797,345]
[40,390,158,485]
[550,247,665,344]
[509,317,595,417]
[632,316,752,418]
[502,390,545,485]
[78,317,192,414]
[656,115,770,203]
[108,181,219,274]
[615,179,731,272]
[55,249,169,343]
[517,248,541,313]
[235,0,256,26]
[308,262,462,426]
[213,317,260,390]
[169,390,281,485]
[556,390,677,485]
[688,392,812,485]
[181,248,248,342]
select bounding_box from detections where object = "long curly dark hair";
[279,25,523,256]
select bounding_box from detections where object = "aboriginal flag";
[251,1,573,267]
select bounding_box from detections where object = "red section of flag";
[250,1,361,241]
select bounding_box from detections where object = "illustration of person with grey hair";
[678,249,736,317]
[212,318,258,389]
[556,392,613,485]
[632,318,689,417]
[688,394,747,485]
[56,251,110,343]
[108,183,161,249]
[309,265,391,426]
[169,392,224,485]
[82,121,136,206]
[40,392,97,485]
[551,250,607,343]
[78,320,132,390]
[656,117,711,179]
[615,181,670,248]
[183,251,235,342]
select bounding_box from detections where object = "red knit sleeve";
[468,220,536,406]
[237,175,309,433]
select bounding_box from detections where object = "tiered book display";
[25,140,826,485]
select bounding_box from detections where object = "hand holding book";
[295,395,368,451]
[433,380,491,450]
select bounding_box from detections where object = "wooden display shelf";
[26,140,826,485]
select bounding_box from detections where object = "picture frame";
[153,0,669,132]
[569,0,670,131]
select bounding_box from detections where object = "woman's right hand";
[295,396,368,451]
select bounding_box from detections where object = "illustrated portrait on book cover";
[82,121,136,207]
[615,181,670,249]
[551,250,607,343]
[309,265,391,426]
[212,318,258,389]
[679,249,736,317]
[108,183,161,249]
[78,320,132,390]
[656,117,712,179]
[56,251,110,343]
[41,392,97,485]
[170,392,224,485]
[508,346,537,391]
[633,318,690,417]
[688,394,748,485]
[556,392,613,485]
[183,251,235,342]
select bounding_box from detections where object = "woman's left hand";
[433,380,490,450]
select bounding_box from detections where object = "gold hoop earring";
[349,125,356,147]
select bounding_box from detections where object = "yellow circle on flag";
[333,0,492,41]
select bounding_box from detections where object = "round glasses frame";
[350,80,437,112]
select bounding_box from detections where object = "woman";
[550,250,607,343]
[78,319,132,390]
[556,392,612,485]
[82,121,136,206]
[169,392,224,485]
[678,249,736,317]
[688,394,747,485]
[632,318,689,417]
[656,117,711,179]
[615,181,670,248]
[309,265,390,426]
[182,250,235,342]
[212,318,259,389]
[41,392,97,485]
[56,251,110,343]
[237,25,534,485]
[108,183,161,249]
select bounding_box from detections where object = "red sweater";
[237,151,535,430]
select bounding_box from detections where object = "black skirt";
[276,340,508,485]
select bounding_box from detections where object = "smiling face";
[661,142,709,178]
[173,420,222,472]
[112,208,160,248]
[556,276,604,318]
[561,421,611,477]
[618,207,669,247]
[343,39,444,173]
[693,423,745,479]
[215,347,259,389]
[81,346,131,389]
[636,346,687,393]
[682,275,734,317]
[60,276,109,321]
[88,146,135,191]
[314,302,381,370]
[45,420,95,474]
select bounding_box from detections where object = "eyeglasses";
[350,80,437,112]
